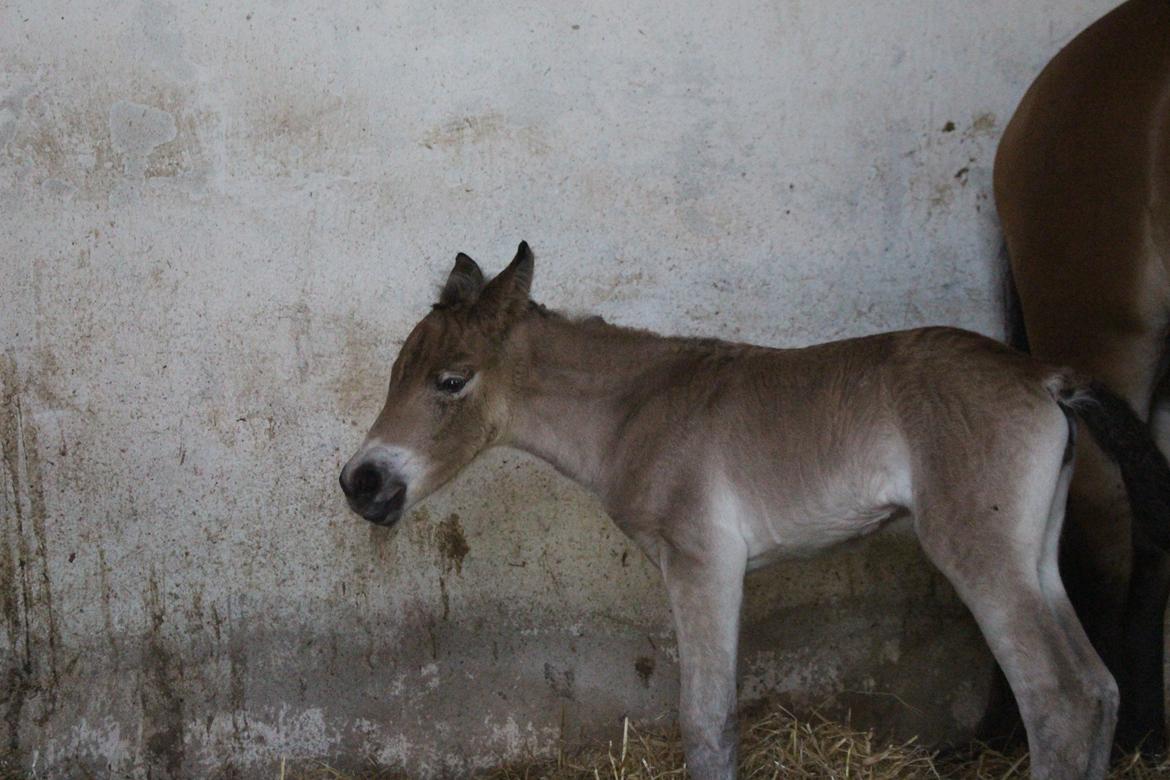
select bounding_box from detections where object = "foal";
[339,242,1170,780]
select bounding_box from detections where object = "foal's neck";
[502,311,731,498]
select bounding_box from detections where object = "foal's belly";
[711,459,914,571]
[743,503,911,571]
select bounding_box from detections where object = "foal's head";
[338,242,535,526]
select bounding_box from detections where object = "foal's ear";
[478,241,535,320]
[439,252,485,306]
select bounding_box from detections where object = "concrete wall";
[0,1,1117,776]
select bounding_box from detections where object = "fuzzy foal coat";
[340,245,1170,779]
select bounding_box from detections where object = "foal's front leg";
[658,532,748,780]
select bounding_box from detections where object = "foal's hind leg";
[925,541,1117,777]
[977,450,1080,750]
[1026,309,1169,753]
[916,458,1117,778]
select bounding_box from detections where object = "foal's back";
[613,326,1067,561]
[690,325,1059,467]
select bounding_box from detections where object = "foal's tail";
[1054,378,1170,552]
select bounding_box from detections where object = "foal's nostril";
[351,464,383,498]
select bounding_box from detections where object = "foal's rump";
[719,327,1075,560]
[875,331,1081,554]
[885,327,1170,560]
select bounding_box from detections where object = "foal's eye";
[437,375,468,394]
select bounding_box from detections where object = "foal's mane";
[529,300,749,358]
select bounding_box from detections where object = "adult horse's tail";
[1055,378,1170,553]
[1052,374,1170,753]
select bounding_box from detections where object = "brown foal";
[340,243,1170,779]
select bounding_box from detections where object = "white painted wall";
[0,1,1118,776]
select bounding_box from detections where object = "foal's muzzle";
[339,461,407,526]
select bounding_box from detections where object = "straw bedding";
[278,700,1170,779]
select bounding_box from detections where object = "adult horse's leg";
[1116,371,1170,755]
[1122,535,1170,754]
[917,447,1118,778]
[655,528,748,780]
[992,0,1170,748]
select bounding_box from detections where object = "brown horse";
[339,242,1170,779]
[991,0,1170,754]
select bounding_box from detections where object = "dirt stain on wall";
[0,353,61,760]
[141,573,186,778]
[420,113,550,156]
[634,656,655,688]
[543,662,576,700]
[421,114,506,150]
[969,112,997,137]
[332,319,385,417]
[434,514,470,621]
[436,514,470,576]
[0,359,28,758]
[227,605,251,762]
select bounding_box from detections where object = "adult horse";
[991,0,1170,753]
